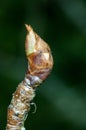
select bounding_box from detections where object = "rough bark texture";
[6,75,41,130]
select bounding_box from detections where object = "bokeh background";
[0,0,86,130]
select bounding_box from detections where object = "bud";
[25,24,53,81]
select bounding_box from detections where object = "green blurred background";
[0,0,86,129]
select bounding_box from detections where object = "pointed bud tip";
[25,24,33,32]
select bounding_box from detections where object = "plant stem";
[6,24,53,130]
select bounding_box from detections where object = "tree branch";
[6,24,53,130]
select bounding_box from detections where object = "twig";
[6,24,53,130]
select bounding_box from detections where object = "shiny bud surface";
[25,24,53,80]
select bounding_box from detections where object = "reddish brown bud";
[25,24,53,81]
